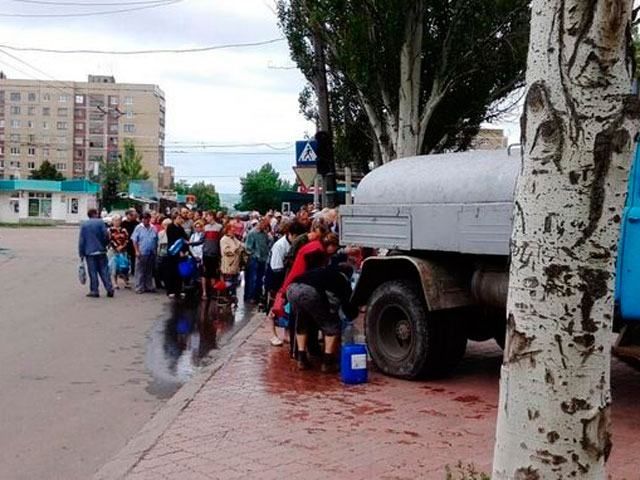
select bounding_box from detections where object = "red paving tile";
[128,324,640,479]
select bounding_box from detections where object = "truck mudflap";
[352,255,474,311]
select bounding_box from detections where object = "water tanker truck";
[340,147,640,379]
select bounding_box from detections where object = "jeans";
[85,254,113,295]
[244,258,266,301]
[134,254,156,293]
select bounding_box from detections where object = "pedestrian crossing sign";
[296,140,318,166]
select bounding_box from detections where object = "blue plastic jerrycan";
[340,344,368,384]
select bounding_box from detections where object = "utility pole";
[310,26,336,208]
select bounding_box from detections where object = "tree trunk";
[395,0,425,159]
[310,27,337,207]
[492,1,638,479]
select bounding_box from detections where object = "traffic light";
[315,130,334,175]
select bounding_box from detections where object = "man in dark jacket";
[121,208,139,276]
[78,208,114,298]
[286,264,356,372]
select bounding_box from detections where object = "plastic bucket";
[340,344,368,384]
[178,258,196,279]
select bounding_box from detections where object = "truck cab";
[340,148,640,379]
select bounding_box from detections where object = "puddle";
[145,295,256,398]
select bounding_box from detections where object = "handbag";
[271,290,286,318]
[114,253,130,275]
[78,261,87,285]
[168,238,185,257]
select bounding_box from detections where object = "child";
[189,220,206,298]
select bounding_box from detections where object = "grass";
[445,462,491,480]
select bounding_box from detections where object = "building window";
[75,149,83,158]
[57,108,68,117]
[42,136,50,144]
[124,96,133,105]
[58,136,67,144]
[75,122,84,131]
[27,161,35,170]
[28,147,36,156]
[43,93,50,101]
[27,106,35,116]
[10,160,21,168]
[28,92,37,102]
[59,95,68,103]
[74,137,83,145]
[57,122,68,130]
[0,119,4,128]
[43,107,50,116]
[56,150,66,159]
[10,92,21,102]
[75,95,84,104]
[109,124,118,133]
[42,121,49,130]
[126,111,134,119]
[10,106,20,115]
[28,192,52,218]
[10,147,20,155]
[27,121,34,128]
[0,147,3,156]
[56,162,67,171]
[123,124,135,133]
[10,120,20,128]
[10,134,20,142]
[109,96,118,105]
[28,134,35,143]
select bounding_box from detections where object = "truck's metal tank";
[340,149,520,255]
[355,150,519,206]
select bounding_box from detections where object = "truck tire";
[365,280,465,379]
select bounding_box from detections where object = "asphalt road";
[0,226,250,480]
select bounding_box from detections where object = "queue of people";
[79,203,358,374]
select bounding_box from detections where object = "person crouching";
[286,264,357,372]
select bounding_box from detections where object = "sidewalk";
[98,317,640,480]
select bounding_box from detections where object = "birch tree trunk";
[395,0,425,159]
[492,1,639,478]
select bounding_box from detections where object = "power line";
[12,0,174,6]
[0,38,285,54]
[0,0,182,17]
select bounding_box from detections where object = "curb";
[93,310,266,480]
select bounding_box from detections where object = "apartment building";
[0,73,171,189]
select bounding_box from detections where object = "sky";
[0,0,519,193]
[0,0,314,192]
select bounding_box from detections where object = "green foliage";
[119,139,149,187]
[173,179,190,195]
[171,180,221,211]
[278,0,530,157]
[100,160,122,211]
[235,163,293,212]
[188,182,221,211]
[29,160,64,181]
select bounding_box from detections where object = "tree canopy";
[278,0,530,163]
[29,160,64,181]
[119,139,149,187]
[235,163,294,212]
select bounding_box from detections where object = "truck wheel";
[366,280,463,379]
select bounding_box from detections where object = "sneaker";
[168,293,176,299]
[107,291,114,298]
[270,336,284,347]
[321,361,339,374]
[86,293,99,298]
[179,293,186,299]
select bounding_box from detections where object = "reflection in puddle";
[145,295,256,398]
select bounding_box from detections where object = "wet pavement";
[145,297,255,398]
[124,323,640,480]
